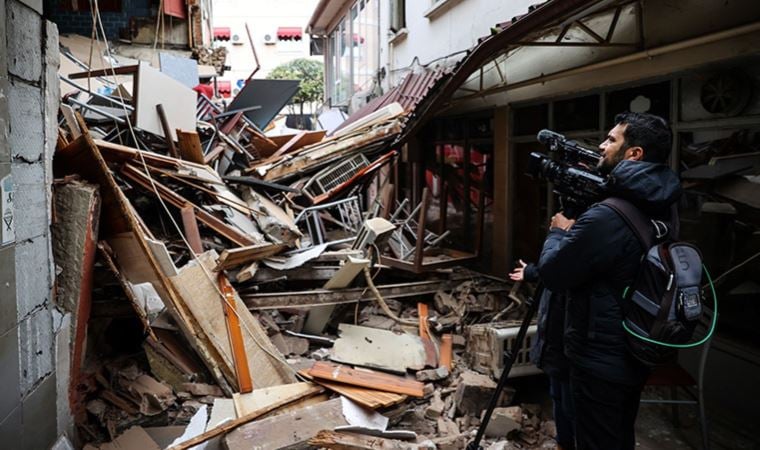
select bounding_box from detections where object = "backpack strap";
[601,197,677,339]
[600,197,655,251]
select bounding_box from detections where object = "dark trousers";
[549,375,575,449]
[570,367,645,450]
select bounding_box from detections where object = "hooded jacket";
[537,160,681,385]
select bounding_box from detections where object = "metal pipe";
[460,20,760,101]
[59,75,135,111]
[67,97,126,123]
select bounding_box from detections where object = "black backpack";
[602,198,716,367]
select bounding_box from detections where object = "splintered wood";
[298,370,406,409]
[308,362,425,397]
[170,251,295,391]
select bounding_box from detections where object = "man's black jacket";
[523,264,569,378]
[537,160,681,385]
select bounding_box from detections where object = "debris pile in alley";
[53,38,559,450]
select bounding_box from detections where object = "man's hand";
[550,212,576,231]
[509,259,528,281]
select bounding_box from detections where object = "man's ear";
[625,146,644,161]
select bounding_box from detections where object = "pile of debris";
[53,39,557,450]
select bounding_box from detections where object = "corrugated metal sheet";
[333,0,598,140]
[332,67,453,135]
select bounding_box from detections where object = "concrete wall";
[381,0,535,87]
[0,0,62,448]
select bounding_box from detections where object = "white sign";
[1,174,14,245]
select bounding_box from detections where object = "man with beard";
[537,112,680,450]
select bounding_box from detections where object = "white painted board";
[134,62,197,141]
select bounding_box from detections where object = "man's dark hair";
[614,112,672,164]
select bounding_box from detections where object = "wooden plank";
[224,397,349,450]
[94,139,182,169]
[215,242,288,271]
[60,104,82,138]
[204,144,227,164]
[97,242,157,339]
[180,206,203,254]
[232,382,323,416]
[308,361,424,397]
[439,334,453,370]
[219,273,253,393]
[176,130,205,164]
[298,370,406,409]
[121,164,257,246]
[242,279,480,310]
[170,251,296,390]
[418,303,429,340]
[309,430,421,450]
[167,384,323,450]
[156,104,179,158]
[67,64,139,79]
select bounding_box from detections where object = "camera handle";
[466,283,544,450]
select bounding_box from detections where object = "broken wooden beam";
[176,129,205,164]
[308,361,424,397]
[167,384,323,450]
[241,279,478,310]
[120,163,257,246]
[215,242,288,271]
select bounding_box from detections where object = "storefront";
[397,0,760,436]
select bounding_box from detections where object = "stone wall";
[0,0,63,448]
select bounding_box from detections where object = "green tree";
[268,58,324,129]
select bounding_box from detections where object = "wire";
[622,264,718,349]
[87,3,297,380]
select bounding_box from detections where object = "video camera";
[528,129,606,218]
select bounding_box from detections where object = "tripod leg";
[467,284,543,450]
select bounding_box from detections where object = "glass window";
[554,95,599,132]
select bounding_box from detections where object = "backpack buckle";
[652,220,669,239]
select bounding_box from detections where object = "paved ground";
[507,377,760,450]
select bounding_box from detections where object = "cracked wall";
[0,0,62,448]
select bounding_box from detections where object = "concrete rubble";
[49,33,562,450]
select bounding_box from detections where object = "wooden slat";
[232,382,323,416]
[298,370,405,409]
[170,251,296,391]
[121,164,257,246]
[439,334,453,370]
[156,104,179,158]
[215,242,288,270]
[176,130,205,164]
[219,273,253,393]
[68,64,139,79]
[418,303,429,340]
[167,384,324,450]
[180,206,203,254]
[308,361,424,397]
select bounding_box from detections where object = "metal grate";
[303,154,370,198]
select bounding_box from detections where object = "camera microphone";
[537,129,563,145]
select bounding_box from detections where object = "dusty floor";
[506,377,760,450]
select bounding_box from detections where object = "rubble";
[52,36,568,450]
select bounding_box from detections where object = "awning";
[217,80,232,97]
[277,27,303,41]
[214,27,231,41]
[163,0,187,19]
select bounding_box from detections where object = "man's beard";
[597,147,626,175]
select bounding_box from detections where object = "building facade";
[212,0,320,98]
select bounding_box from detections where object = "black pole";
[466,283,543,450]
